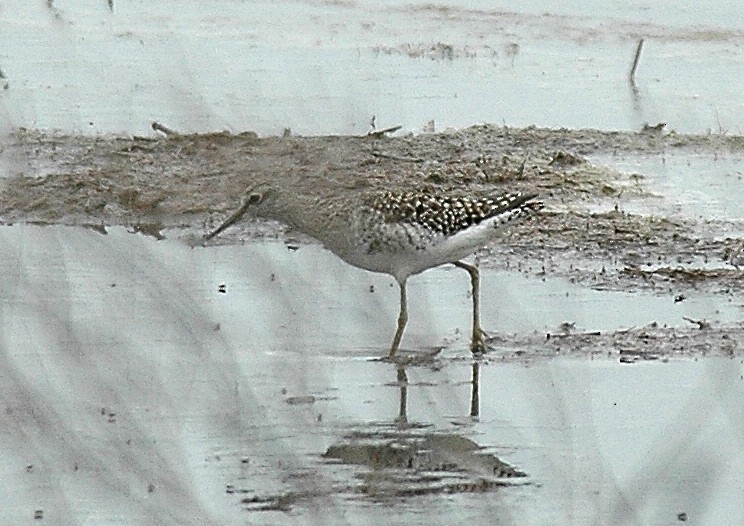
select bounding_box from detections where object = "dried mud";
[2,124,744,361]
[489,320,744,363]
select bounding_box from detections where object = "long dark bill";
[204,196,255,241]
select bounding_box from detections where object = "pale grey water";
[592,153,744,222]
[1,226,743,524]
[1,1,744,136]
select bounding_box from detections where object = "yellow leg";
[388,279,408,358]
[453,261,487,353]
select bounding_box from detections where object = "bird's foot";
[377,347,444,364]
[471,328,490,355]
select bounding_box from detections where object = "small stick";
[682,316,710,330]
[546,331,601,339]
[629,38,644,82]
[151,121,179,136]
[366,125,402,138]
[204,193,256,241]
[370,151,424,163]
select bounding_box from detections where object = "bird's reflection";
[323,361,526,498]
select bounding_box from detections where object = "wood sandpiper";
[205,184,542,358]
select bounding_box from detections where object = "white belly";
[341,212,522,282]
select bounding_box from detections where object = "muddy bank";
[488,320,744,363]
[1,124,743,299]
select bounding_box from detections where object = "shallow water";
[1,2,743,136]
[1,226,743,525]
[592,152,744,222]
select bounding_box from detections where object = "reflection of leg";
[470,362,480,419]
[397,366,408,385]
[389,279,408,358]
[453,261,487,353]
[396,365,408,428]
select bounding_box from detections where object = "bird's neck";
[262,192,356,250]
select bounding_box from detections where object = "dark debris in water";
[622,265,744,285]
[241,493,300,512]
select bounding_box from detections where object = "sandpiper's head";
[241,182,278,210]
[204,182,278,241]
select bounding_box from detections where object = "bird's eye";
[248,193,263,205]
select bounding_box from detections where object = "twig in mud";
[727,239,744,269]
[714,108,728,135]
[151,121,179,137]
[629,38,644,83]
[546,331,601,340]
[366,125,402,138]
[682,316,710,330]
[370,151,424,163]
[641,122,666,133]
[517,158,526,177]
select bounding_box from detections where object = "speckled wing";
[368,191,541,236]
